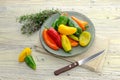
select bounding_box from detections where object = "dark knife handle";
[54,62,79,75]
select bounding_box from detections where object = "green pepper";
[61,35,71,52]
[68,17,82,37]
[52,19,58,30]
[79,31,91,47]
[54,15,68,30]
[52,15,68,30]
[57,15,68,25]
[68,35,79,41]
[25,55,36,70]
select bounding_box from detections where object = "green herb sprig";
[18,9,61,35]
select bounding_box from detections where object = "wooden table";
[0,0,120,80]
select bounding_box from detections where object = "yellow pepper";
[58,24,77,35]
[18,47,32,62]
[79,31,91,46]
[61,35,71,52]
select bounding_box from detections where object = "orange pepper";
[71,16,88,31]
[68,37,78,47]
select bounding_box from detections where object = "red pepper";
[47,27,62,48]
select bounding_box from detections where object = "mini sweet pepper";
[52,15,68,30]
[61,35,71,52]
[58,24,77,35]
[47,27,62,48]
[79,31,91,46]
[68,35,79,41]
[18,47,32,62]
[25,55,36,70]
[68,17,82,37]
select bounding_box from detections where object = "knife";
[54,50,105,75]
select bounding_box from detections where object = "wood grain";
[0,0,120,80]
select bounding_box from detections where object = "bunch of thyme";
[18,9,61,35]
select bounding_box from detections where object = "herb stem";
[17,9,61,35]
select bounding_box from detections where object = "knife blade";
[54,50,105,75]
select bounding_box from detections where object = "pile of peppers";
[42,13,91,52]
[18,47,36,70]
